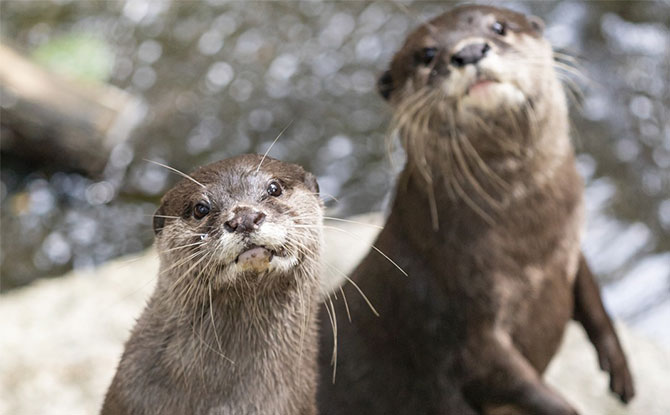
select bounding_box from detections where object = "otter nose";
[450,43,490,67]
[224,208,266,234]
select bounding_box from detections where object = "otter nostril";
[226,210,265,234]
[224,219,238,233]
[239,211,264,233]
[451,42,490,67]
[253,212,266,226]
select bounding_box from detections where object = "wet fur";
[102,155,323,415]
[318,6,633,415]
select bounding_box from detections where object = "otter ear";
[378,70,394,101]
[302,171,319,195]
[528,15,545,34]
[153,205,166,235]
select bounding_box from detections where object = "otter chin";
[319,5,633,415]
[102,154,323,415]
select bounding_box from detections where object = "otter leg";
[572,253,635,403]
[462,332,578,415]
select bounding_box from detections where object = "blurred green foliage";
[32,34,113,82]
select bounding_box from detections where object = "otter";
[101,154,323,415]
[317,6,634,415]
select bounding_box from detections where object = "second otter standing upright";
[318,6,634,415]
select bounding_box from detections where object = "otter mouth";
[466,74,499,96]
[459,71,526,109]
[234,244,286,272]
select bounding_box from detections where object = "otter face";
[380,6,557,131]
[153,154,322,288]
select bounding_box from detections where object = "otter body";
[102,155,323,415]
[318,6,633,415]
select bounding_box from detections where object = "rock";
[0,213,668,414]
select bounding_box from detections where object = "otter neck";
[153,263,320,358]
[398,100,572,228]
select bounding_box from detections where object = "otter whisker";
[168,252,210,310]
[162,241,206,254]
[339,285,352,323]
[148,214,182,220]
[459,130,510,191]
[552,49,582,64]
[444,106,462,200]
[161,252,206,296]
[208,281,231,364]
[553,61,587,81]
[289,243,374,325]
[554,74,585,109]
[393,87,435,132]
[304,192,340,205]
[255,119,294,173]
[293,224,408,277]
[426,177,440,231]
[295,270,308,367]
[524,100,542,146]
[194,236,233,372]
[469,114,519,154]
[503,103,527,152]
[316,258,380,318]
[553,54,588,84]
[162,250,205,285]
[320,216,384,230]
[187,269,208,382]
[452,133,504,211]
[170,264,208,314]
[394,87,459,192]
[320,290,338,381]
[191,314,235,365]
[144,159,206,188]
[446,137,497,226]
[176,269,205,321]
[196,295,212,392]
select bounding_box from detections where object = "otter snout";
[224,207,266,234]
[450,42,490,67]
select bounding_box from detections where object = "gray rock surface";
[1,213,668,415]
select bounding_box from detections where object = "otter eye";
[418,47,438,66]
[267,181,282,197]
[193,203,210,220]
[492,21,506,36]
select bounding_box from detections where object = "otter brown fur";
[317,6,634,415]
[102,154,323,415]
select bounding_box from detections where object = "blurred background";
[1,0,668,346]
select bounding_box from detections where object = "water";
[1,1,668,343]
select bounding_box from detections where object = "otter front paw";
[595,334,635,403]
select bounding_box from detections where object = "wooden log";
[0,43,145,175]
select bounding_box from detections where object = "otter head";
[152,154,322,293]
[380,5,566,171]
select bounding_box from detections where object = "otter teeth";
[235,246,274,272]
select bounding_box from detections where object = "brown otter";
[317,5,634,415]
[101,154,323,415]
